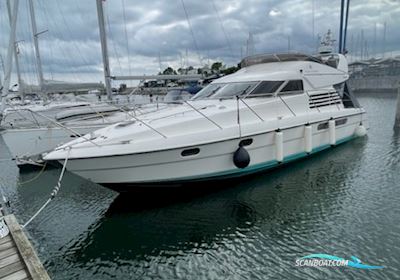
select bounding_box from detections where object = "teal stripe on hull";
[160,135,356,183]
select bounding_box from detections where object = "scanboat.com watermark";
[295,254,384,269]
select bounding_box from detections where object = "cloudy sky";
[0,0,399,86]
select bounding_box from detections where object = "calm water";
[0,93,400,279]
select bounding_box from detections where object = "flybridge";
[240,53,324,68]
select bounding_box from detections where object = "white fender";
[329,120,336,145]
[275,131,283,162]
[355,125,367,137]
[305,125,312,153]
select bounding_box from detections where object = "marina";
[0,92,400,279]
[1,0,400,279]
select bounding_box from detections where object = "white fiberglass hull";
[0,125,106,165]
[55,112,367,191]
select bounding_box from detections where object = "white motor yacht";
[44,53,368,191]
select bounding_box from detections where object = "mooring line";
[22,148,71,228]
[17,162,47,186]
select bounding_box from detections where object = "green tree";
[211,62,223,72]
[221,66,239,75]
[162,67,177,75]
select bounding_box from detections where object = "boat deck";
[0,214,50,280]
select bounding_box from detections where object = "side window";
[248,81,283,97]
[279,80,304,94]
[317,122,329,130]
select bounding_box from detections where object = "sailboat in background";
[0,0,193,167]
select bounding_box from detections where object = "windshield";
[191,83,226,100]
[192,82,258,100]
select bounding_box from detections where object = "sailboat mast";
[343,0,350,53]
[96,0,112,101]
[6,0,23,99]
[338,0,345,53]
[28,0,44,91]
[0,0,19,116]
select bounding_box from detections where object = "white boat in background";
[1,101,92,128]
[0,101,173,166]
[44,51,368,191]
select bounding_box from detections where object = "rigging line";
[46,0,93,82]
[21,108,101,146]
[48,39,54,80]
[121,0,132,84]
[73,0,104,80]
[39,0,80,83]
[54,0,94,68]
[184,100,222,130]
[34,1,53,81]
[28,0,48,86]
[211,0,234,59]
[36,1,54,81]
[24,0,40,86]
[104,3,123,76]
[180,0,202,65]
[238,97,264,122]
[54,0,96,80]
[17,45,29,87]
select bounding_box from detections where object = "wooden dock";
[0,214,50,280]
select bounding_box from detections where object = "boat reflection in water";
[41,138,366,278]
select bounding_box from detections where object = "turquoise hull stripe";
[164,135,356,183]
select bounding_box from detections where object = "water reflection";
[55,140,365,275]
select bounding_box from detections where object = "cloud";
[269,8,282,17]
[0,0,399,85]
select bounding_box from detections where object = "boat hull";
[101,136,356,192]
[59,113,366,191]
[0,125,106,166]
